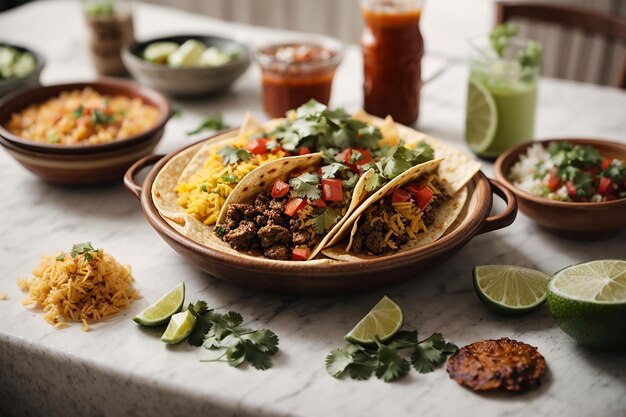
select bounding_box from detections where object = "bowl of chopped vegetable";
[0,78,170,184]
[0,42,45,97]
[494,138,626,238]
[122,35,250,97]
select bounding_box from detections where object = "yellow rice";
[176,136,287,226]
[18,248,140,331]
[6,87,160,145]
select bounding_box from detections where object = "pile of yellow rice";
[17,248,139,331]
[176,136,287,226]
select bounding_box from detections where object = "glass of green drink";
[465,26,541,158]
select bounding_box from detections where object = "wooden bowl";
[124,136,518,295]
[494,138,626,239]
[122,35,251,97]
[0,79,170,185]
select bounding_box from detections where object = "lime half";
[547,259,626,349]
[345,295,404,345]
[465,78,498,154]
[133,282,185,326]
[143,42,179,64]
[473,265,549,314]
[161,309,196,344]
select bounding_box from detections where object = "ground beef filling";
[221,192,318,260]
[352,182,448,255]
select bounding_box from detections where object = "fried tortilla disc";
[446,338,546,392]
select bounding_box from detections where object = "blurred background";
[2,0,625,86]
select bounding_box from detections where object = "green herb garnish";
[321,162,347,179]
[325,330,457,382]
[56,253,65,261]
[187,113,228,135]
[91,109,113,125]
[490,23,541,78]
[186,301,279,370]
[199,184,207,192]
[70,242,96,262]
[289,172,321,200]
[170,105,183,119]
[73,105,84,118]
[218,145,252,166]
[219,173,238,184]
[311,208,341,234]
[214,225,226,236]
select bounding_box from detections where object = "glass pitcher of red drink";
[361,0,423,126]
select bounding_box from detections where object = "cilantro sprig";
[363,142,435,192]
[186,300,280,370]
[70,242,96,262]
[218,145,252,166]
[311,208,341,235]
[326,330,457,382]
[289,172,322,200]
[187,113,229,135]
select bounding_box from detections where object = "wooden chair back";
[495,1,626,88]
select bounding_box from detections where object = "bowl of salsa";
[494,138,626,238]
[255,38,342,118]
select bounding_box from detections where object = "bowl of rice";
[494,138,626,238]
[0,78,170,184]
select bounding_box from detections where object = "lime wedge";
[345,295,404,345]
[167,39,206,68]
[199,47,231,67]
[133,282,185,326]
[473,265,549,314]
[161,309,196,344]
[465,78,498,154]
[547,259,626,348]
[143,42,179,64]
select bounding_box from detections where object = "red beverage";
[361,0,423,126]
[256,42,342,118]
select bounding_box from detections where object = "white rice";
[509,143,553,196]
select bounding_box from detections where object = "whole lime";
[547,260,626,349]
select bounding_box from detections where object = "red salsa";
[256,43,341,118]
[361,1,423,126]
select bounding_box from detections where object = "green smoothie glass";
[465,34,540,158]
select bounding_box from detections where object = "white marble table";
[1,2,625,417]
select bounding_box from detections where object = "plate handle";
[477,178,518,235]
[124,154,164,200]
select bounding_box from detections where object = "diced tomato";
[271,179,290,198]
[405,183,433,209]
[291,247,310,261]
[355,149,374,166]
[565,180,577,198]
[297,147,311,155]
[598,177,613,195]
[322,178,343,201]
[546,169,561,192]
[284,198,307,216]
[338,148,352,164]
[309,198,326,208]
[270,146,284,155]
[601,157,612,170]
[391,188,413,203]
[246,138,269,155]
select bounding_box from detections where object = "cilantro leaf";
[375,345,411,382]
[289,172,321,200]
[187,113,228,135]
[296,99,327,118]
[410,333,458,374]
[325,348,354,377]
[73,105,84,118]
[56,253,65,262]
[365,173,385,192]
[70,242,95,262]
[199,184,207,192]
[321,148,340,164]
[321,163,346,179]
[240,329,279,355]
[311,208,341,235]
[187,303,213,347]
[342,171,359,190]
[218,145,252,166]
[346,350,377,380]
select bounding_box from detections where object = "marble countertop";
[0,2,625,417]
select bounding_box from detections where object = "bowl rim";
[123,33,251,72]
[0,78,171,155]
[493,138,626,208]
[0,41,46,87]
[137,135,494,277]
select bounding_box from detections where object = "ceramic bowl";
[0,42,45,97]
[0,79,170,185]
[124,135,518,295]
[122,35,251,97]
[494,138,626,238]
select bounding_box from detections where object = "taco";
[322,158,469,261]
[214,153,375,261]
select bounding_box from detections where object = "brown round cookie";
[446,337,546,392]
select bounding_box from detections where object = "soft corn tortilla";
[322,159,468,261]
[216,153,374,260]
